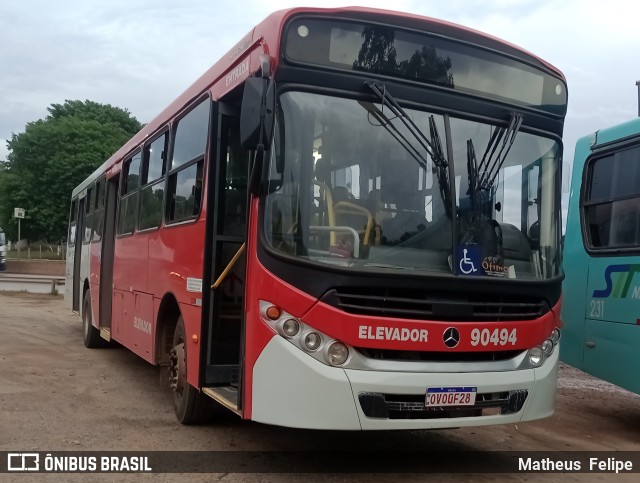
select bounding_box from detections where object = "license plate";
[426,386,477,407]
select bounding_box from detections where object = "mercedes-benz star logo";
[443,327,460,348]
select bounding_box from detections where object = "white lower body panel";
[251,336,558,430]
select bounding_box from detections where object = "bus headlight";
[522,327,560,369]
[260,301,355,368]
[541,339,554,356]
[528,347,543,367]
[282,319,300,337]
[326,342,349,366]
[304,332,321,351]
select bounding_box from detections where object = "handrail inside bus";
[211,243,246,289]
[309,225,360,258]
[333,201,373,246]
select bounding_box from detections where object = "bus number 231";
[589,299,604,319]
[470,328,517,347]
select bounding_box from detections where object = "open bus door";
[202,102,250,413]
[202,74,274,413]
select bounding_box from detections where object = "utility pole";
[637,80,640,117]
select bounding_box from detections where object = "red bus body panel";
[76,6,565,422]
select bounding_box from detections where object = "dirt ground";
[4,259,65,276]
[0,292,639,482]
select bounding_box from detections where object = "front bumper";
[251,336,558,430]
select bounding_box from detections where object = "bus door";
[72,197,85,312]
[203,103,250,409]
[99,174,119,339]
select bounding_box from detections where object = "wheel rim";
[169,340,186,405]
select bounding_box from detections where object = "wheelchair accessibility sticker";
[456,245,481,276]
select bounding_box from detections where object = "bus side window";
[83,186,94,244]
[139,131,168,230]
[166,99,210,223]
[93,177,106,241]
[68,198,78,246]
[584,145,640,249]
[118,152,141,236]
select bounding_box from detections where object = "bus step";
[202,386,240,415]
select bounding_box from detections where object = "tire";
[82,292,103,348]
[169,316,214,424]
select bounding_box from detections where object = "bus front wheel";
[169,316,213,424]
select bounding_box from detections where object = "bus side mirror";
[240,77,275,150]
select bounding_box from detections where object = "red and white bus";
[66,7,567,429]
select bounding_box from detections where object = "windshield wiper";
[429,114,452,217]
[466,112,523,219]
[464,113,522,256]
[364,103,430,170]
[364,80,452,216]
[476,112,523,191]
[466,138,483,220]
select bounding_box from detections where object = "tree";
[353,26,454,87]
[353,25,398,74]
[0,100,142,242]
[398,46,454,87]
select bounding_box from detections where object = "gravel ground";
[1,292,639,482]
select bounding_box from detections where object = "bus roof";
[73,6,565,197]
[589,116,640,149]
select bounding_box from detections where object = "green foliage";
[353,26,454,86]
[0,100,142,242]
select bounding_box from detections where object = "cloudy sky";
[1,0,638,171]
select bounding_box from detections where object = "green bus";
[561,116,640,395]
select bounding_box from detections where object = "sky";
[1,0,639,172]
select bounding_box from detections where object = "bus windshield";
[264,90,561,280]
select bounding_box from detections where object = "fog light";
[528,347,544,367]
[282,319,300,337]
[304,332,321,351]
[326,341,349,366]
[550,328,560,345]
[541,339,553,356]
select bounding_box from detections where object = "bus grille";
[321,288,548,321]
[358,390,528,419]
[356,348,522,362]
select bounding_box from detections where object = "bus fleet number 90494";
[470,328,518,347]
